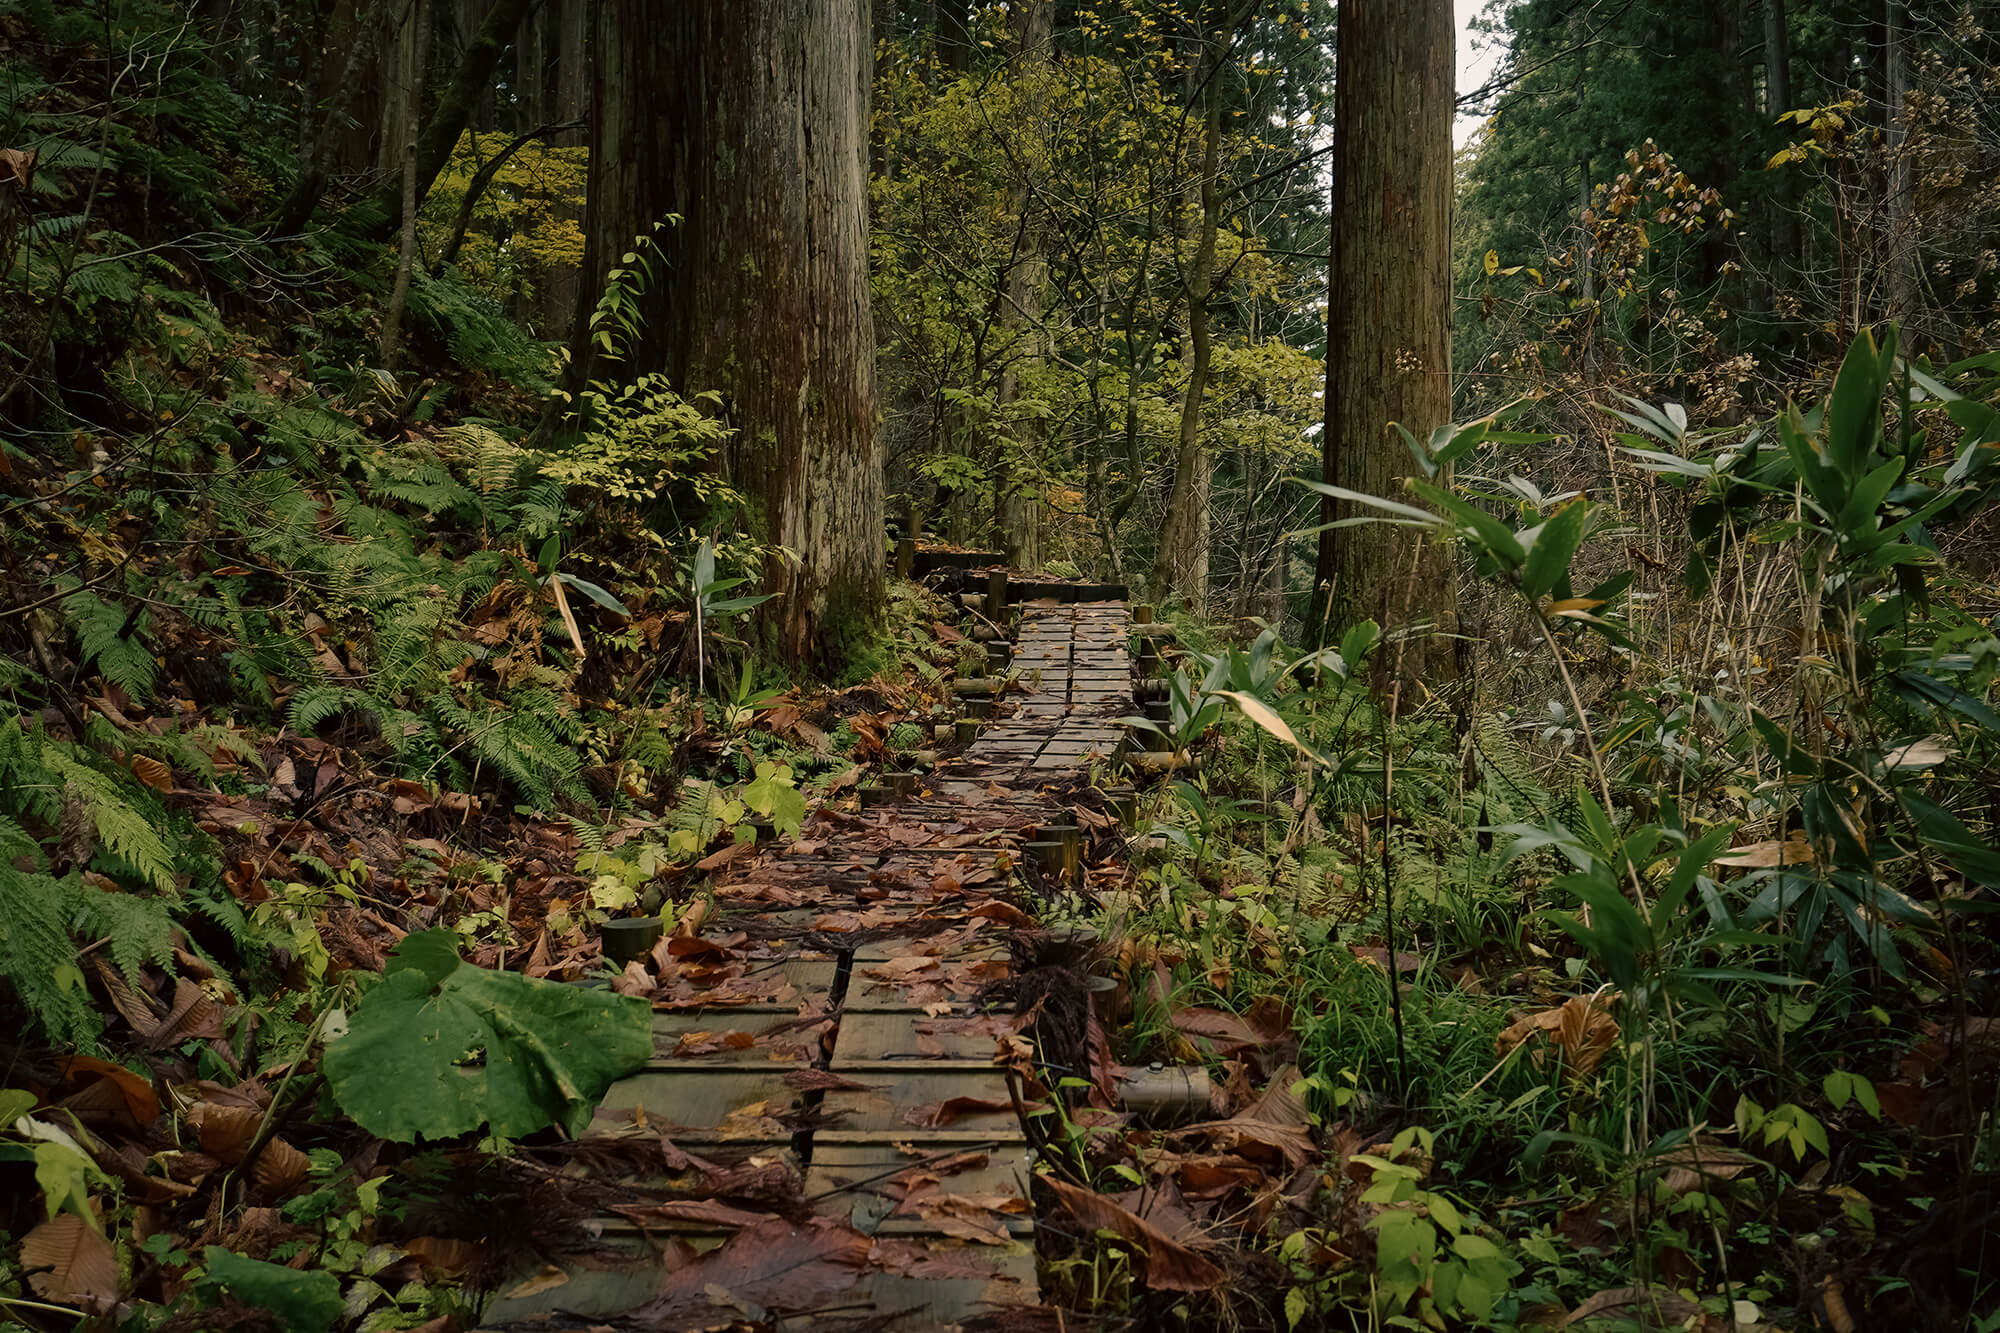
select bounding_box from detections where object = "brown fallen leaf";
[903,1095,1015,1128]
[188,1101,261,1163]
[783,1069,882,1093]
[615,1199,782,1230]
[403,1235,484,1274]
[252,1138,311,1192]
[57,1055,158,1129]
[1713,835,1815,869]
[901,1189,1013,1244]
[1042,1176,1226,1291]
[1171,1065,1315,1169]
[1497,995,1620,1082]
[1561,1285,1701,1328]
[21,1214,119,1312]
[149,978,226,1048]
[1652,1142,1759,1195]
[1168,1004,1291,1058]
[627,1217,871,1322]
[671,1030,759,1058]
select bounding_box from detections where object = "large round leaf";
[325,930,651,1142]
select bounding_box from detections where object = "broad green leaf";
[1522,498,1589,600]
[1825,328,1890,480]
[0,1089,34,1124]
[1336,620,1381,674]
[1292,477,1442,526]
[743,763,808,836]
[1211,691,1326,767]
[553,572,630,616]
[200,1248,343,1333]
[1408,480,1527,565]
[324,930,652,1142]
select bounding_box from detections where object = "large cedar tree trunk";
[580,1,884,671]
[1311,0,1457,677]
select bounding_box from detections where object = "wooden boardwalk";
[483,596,1133,1331]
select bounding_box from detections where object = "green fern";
[0,866,101,1047]
[287,683,385,736]
[40,748,178,892]
[60,587,158,702]
[74,884,178,992]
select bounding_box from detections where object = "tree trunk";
[1763,0,1800,309]
[579,0,884,671]
[366,0,535,240]
[936,0,971,73]
[992,0,1052,571]
[380,0,430,368]
[539,0,588,339]
[272,0,394,235]
[1311,0,1457,680]
[1883,0,1916,335]
[1152,51,1224,612]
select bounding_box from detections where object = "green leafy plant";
[322,929,652,1142]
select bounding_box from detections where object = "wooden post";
[895,536,915,579]
[986,568,1009,619]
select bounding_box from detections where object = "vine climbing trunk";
[1310,0,1458,682]
[577,0,884,672]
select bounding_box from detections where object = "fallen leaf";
[1561,1285,1700,1328]
[1172,1065,1315,1168]
[1713,835,1815,869]
[57,1056,158,1129]
[903,1095,1015,1128]
[21,1214,119,1312]
[1652,1142,1758,1195]
[1496,995,1619,1081]
[188,1101,262,1163]
[671,1030,759,1058]
[626,1217,871,1322]
[783,1069,882,1093]
[615,1199,782,1230]
[252,1138,311,1192]
[500,1265,570,1300]
[1042,1176,1225,1291]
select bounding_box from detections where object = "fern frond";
[60,588,158,702]
[74,885,178,988]
[41,748,177,892]
[287,683,385,736]
[0,866,101,1048]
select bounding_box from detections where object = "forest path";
[482,596,1134,1331]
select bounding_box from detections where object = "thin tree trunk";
[1883,0,1916,334]
[1311,0,1457,680]
[1764,0,1800,310]
[271,0,395,235]
[367,0,536,240]
[380,0,430,367]
[936,0,971,73]
[1153,55,1224,612]
[992,0,1052,570]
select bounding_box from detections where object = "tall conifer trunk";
[579,1,883,671]
[1311,0,1457,679]
[992,0,1052,571]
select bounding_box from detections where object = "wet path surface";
[484,598,1132,1331]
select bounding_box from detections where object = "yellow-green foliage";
[419,130,588,298]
